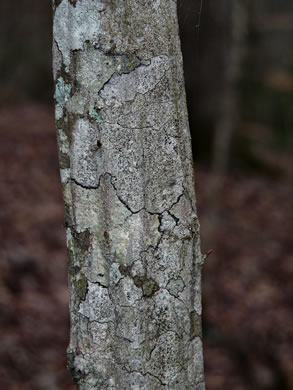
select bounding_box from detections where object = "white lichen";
[53,0,104,70]
[79,282,115,322]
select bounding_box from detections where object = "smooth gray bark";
[53,1,205,388]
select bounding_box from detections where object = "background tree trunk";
[202,0,248,245]
[53,1,204,389]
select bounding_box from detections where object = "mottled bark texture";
[53,0,205,388]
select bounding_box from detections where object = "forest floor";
[1,104,292,390]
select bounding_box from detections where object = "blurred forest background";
[0,0,293,389]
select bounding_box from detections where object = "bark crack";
[70,177,100,190]
[121,367,168,387]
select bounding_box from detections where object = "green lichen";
[67,247,76,267]
[119,265,159,297]
[54,77,72,106]
[133,275,159,297]
[118,54,140,73]
[63,198,73,228]
[62,113,77,146]
[72,229,91,252]
[74,273,88,301]
[190,311,202,339]
[142,279,159,297]
[89,107,102,123]
[59,151,70,169]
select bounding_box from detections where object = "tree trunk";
[53,1,204,388]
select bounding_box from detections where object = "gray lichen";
[53,0,205,388]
